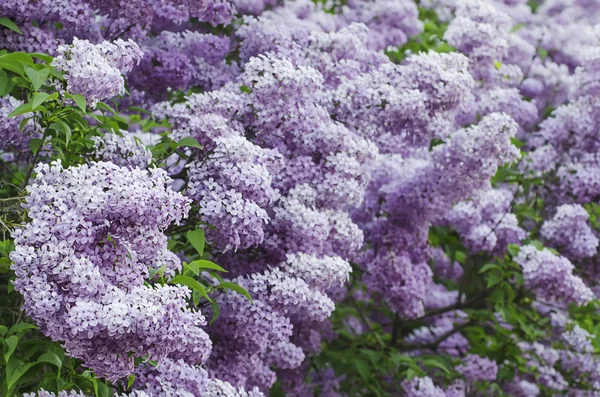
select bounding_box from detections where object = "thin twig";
[399,320,474,351]
[22,128,50,189]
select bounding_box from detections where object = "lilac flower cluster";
[444,0,538,132]
[186,134,279,252]
[456,354,498,383]
[339,0,422,50]
[0,23,63,55]
[24,391,88,397]
[52,38,143,107]
[402,376,446,397]
[131,358,208,396]
[541,204,599,261]
[514,245,594,306]
[0,0,235,51]
[517,341,568,393]
[357,112,519,318]
[155,22,380,392]
[10,161,206,380]
[0,96,39,154]
[91,131,153,169]
[130,31,238,102]
[446,187,527,254]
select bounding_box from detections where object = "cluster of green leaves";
[387,8,455,64]
[159,227,253,325]
[306,235,529,396]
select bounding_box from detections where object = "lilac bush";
[2,0,600,396]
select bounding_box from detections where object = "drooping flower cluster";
[91,131,153,169]
[339,0,422,50]
[446,187,527,254]
[9,161,209,380]
[24,391,88,397]
[160,38,375,389]
[514,245,594,306]
[402,376,446,397]
[130,31,239,102]
[457,354,499,383]
[0,23,63,55]
[444,0,538,132]
[541,204,599,261]
[131,358,208,396]
[358,112,519,318]
[187,134,279,252]
[0,96,39,154]
[52,38,143,107]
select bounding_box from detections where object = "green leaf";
[502,281,516,302]
[0,60,24,75]
[0,17,21,34]
[359,349,381,364]
[479,263,500,274]
[29,138,43,154]
[192,289,201,306]
[0,52,33,67]
[169,275,211,302]
[422,358,451,374]
[32,92,51,109]
[50,121,72,145]
[98,381,110,397]
[354,359,370,381]
[0,325,7,337]
[6,358,32,390]
[95,101,116,114]
[189,260,228,274]
[3,335,18,362]
[510,137,525,149]
[148,264,167,279]
[186,228,205,256]
[507,244,521,256]
[127,374,136,389]
[70,94,86,112]
[8,102,32,117]
[7,322,36,336]
[511,23,525,32]
[37,352,62,369]
[185,261,200,276]
[209,299,220,325]
[487,270,504,288]
[0,69,7,95]
[177,137,202,149]
[125,106,153,116]
[81,371,100,397]
[455,250,466,264]
[25,67,49,91]
[217,281,253,303]
[30,53,53,63]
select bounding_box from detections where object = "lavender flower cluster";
[10,161,202,380]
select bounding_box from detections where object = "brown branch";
[419,292,486,321]
[398,320,475,351]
